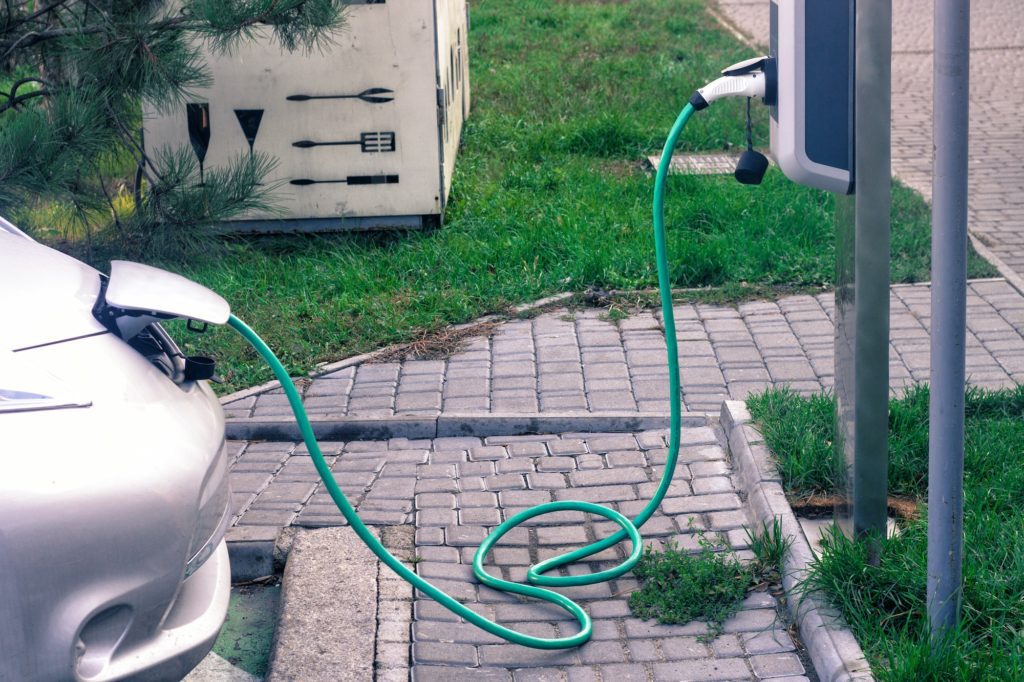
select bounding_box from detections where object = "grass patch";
[37,0,994,393]
[747,384,1024,679]
[629,519,790,640]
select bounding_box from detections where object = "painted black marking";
[290,175,399,186]
[186,103,211,184]
[286,87,394,104]
[234,109,264,155]
[292,132,395,153]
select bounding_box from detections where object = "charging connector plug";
[690,71,767,110]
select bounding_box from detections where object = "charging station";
[767,0,891,546]
[768,0,855,195]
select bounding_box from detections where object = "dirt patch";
[368,321,501,363]
[598,158,649,179]
[789,494,920,522]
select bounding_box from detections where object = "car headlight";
[0,351,90,414]
[184,442,231,578]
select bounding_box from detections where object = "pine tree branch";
[0,76,51,113]
[0,87,49,113]
[2,0,70,31]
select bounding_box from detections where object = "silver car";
[1,217,232,681]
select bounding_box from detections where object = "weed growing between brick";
[629,519,790,641]
[748,385,1024,680]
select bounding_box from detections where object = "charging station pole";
[927,0,970,648]
[835,0,892,551]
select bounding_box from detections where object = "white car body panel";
[0,223,231,681]
[1,232,108,350]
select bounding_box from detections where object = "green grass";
[629,519,790,641]
[747,385,1024,680]
[52,0,993,393]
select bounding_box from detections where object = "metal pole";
[852,0,892,550]
[928,0,970,648]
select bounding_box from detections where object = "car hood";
[0,231,107,351]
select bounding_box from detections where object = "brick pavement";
[228,428,812,681]
[716,0,1024,281]
[226,279,1024,419]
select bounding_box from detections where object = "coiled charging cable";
[226,102,696,648]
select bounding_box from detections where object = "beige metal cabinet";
[143,0,470,231]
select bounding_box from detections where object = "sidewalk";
[221,279,1024,680]
[224,279,1024,422]
[716,0,1024,285]
[229,427,811,681]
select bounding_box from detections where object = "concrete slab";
[266,527,379,681]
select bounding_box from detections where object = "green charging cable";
[227,102,696,649]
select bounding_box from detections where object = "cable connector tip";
[696,72,766,106]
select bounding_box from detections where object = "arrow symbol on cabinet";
[286,87,395,104]
[293,132,396,153]
[234,109,265,156]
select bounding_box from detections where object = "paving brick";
[485,474,527,491]
[445,525,489,546]
[415,478,460,494]
[591,664,649,682]
[553,485,637,503]
[742,629,797,655]
[623,618,708,639]
[526,472,568,489]
[535,526,589,545]
[578,640,627,664]
[497,459,536,474]
[721,609,779,633]
[459,461,496,477]
[237,509,296,526]
[540,394,588,410]
[536,457,576,472]
[652,658,751,681]
[707,510,749,530]
[508,442,548,457]
[416,493,456,509]
[711,634,744,658]
[412,642,478,666]
[459,491,498,507]
[575,454,606,470]
[547,439,588,455]
[582,435,638,452]
[433,437,482,450]
[661,493,742,514]
[749,653,805,678]
[691,476,735,495]
[471,446,510,461]
[256,481,317,504]
[568,469,649,487]
[478,645,579,668]
[459,507,502,525]
[499,489,553,507]
[659,636,709,660]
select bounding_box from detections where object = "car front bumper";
[97,540,231,682]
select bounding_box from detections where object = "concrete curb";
[225,525,280,581]
[721,400,874,682]
[265,527,380,681]
[967,234,1024,296]
[225,411,710,441]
